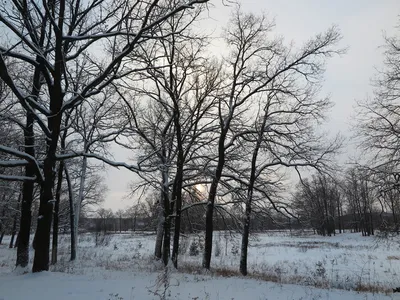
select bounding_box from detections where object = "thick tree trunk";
[32,158,56,272]
[0,232,4,244]
[239,114,265,276]
[16,7,47,266]
[203,136,226,270]
[16,112,36,268]
[203,177,219,269]
[171,128,184,268]
[32,1,65,271]
[202,101,232,269]
[16,177,34,264]
[33,106,63,271]
[240,204,251,275]
[51,161,64,265]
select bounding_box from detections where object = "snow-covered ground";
[0,270,395,300]
[1,231,399,299]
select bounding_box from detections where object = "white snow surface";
[1,231,399,300]
[0,270,394,300]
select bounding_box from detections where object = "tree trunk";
[203,125,228,270]
[14,232,19,248]
[9,198,19,249]
[203,154,226,269]
[162,171,171,266]
[169,51,184,269]
[33,110,62,270]
[0,206,4,244]
[51,161,64,265]
[32,8,65,271]
[16,111,36,268]
[171,204,181,268]
[73,156,87,259]
[162,216,171,266]
[203,177,219,269]
[240,204,251,275]
[337,198,342,234]
[239,113,265,276]
[16,8,47,265]
[64,164,76,261]
[370,212,374,235]
[341,205,344,233]
[154,193,164,259]
[32,157,56,272]
[171,130,184,269]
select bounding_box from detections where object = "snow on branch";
[0,145,43,182]
[0,174,36,181]
[56,152,143,172]
[0,160,28,167]
[0,54,51,137]
[180,200,208,212]
[61,0,209,112]
[0,14,45,58]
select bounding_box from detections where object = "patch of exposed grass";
[387,255,400,260]
[213,267,238,278]
[354,283,391,294]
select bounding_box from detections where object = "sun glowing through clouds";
[194,184,206,194]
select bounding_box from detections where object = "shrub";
[95,233,111,247]
[231,244,239,256]
[189,241,200,256]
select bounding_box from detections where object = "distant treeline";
[77,212,396,235]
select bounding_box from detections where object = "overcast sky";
[102,0,400,211]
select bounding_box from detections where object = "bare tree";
[292,174,342,236]
[96,208,114,233]
[376,169,400,230]
[0,0,208,272]
[354,19,400,236]
[0,58,40,268]
[201,7,342,271]
[343,167,375,236]
[65,88,120,260]
[117,4,220,267]
[356,19,400,178]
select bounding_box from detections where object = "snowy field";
[1,231,400,299]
